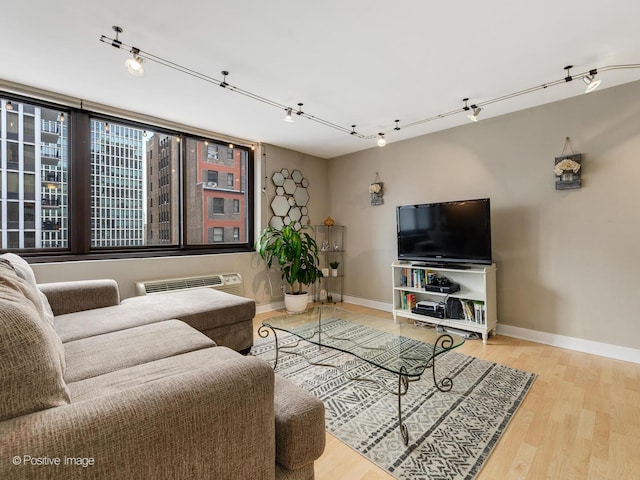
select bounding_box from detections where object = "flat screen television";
[396,198,492,266]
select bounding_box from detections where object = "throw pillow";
[0,261,70,421]
[0,253,55,326]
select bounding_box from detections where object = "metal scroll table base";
[258,324,455,446]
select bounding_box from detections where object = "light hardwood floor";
[253,303,640,480]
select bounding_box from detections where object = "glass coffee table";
[259,305,465,445]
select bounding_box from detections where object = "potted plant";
[256,224,323,313]
[329,260,340,277]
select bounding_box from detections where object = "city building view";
[185,138,248,245]
[0,99,68,249]
[0,98,248,250]
[91,119,145,247]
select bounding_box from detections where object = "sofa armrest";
[0,355,276,480]
[274,374,326,470]
[38,280,121,316]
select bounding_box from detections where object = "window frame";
[1,91,255,262]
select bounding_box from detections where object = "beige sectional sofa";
[0,254,326,479]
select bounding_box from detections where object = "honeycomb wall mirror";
[270,168,310,229]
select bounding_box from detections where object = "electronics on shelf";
[392,261,497,344]
[411,306,445,319]
[424,279,460,294]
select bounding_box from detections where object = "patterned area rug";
[252,318,536,480]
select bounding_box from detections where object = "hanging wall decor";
[269,168,310,229]
[554,137,582,190]
[369,172,384,206]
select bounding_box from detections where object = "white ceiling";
[3,1,640,158]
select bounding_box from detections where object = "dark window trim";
[1,92,256,261]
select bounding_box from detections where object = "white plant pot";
[284,292,309,314]
[330,269,338,277]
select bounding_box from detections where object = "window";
[213,198,224,214]
[7,172,19,199]
[24,203,35,229]
[209,227,224,243]
[7,232,19,249]
[206,144,218,161]
[23,115,35,141]
[90,122,179,247]
[1,94,253,255]
[24,174,35,201]
[7,202,19,229]
[24,231,36,248]
[186,139,250,246]
[206,170,218,185]
[6,112,18,139]
[7,143,19,170]
[1,99,68,249]
[24,145,35,171]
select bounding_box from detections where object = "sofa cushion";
[67,346,242,402]
[1,253,54,325]
[55,288,255,344]
[121,288,256,331]
[0,261,70,421]
[63,320,217,383]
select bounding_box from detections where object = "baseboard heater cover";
[135,273,243,297]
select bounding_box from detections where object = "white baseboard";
[342,294,393,313]
[340,296,640,365]
[256,300,284,314]
[497,324,640,364]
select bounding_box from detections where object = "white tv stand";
[391,261,497,344]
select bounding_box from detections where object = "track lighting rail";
[100,27,640,148]
[99,31,373,139]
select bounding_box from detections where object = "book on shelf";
[458,299,486,324]
[407,293,417,309]
[461,299,475,321]
[400,267,426,289]
[400,291,417,310]
[473,301,486,325]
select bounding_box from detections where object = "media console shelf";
[391,261,497,343]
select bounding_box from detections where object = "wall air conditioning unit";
[135,273,244,297]
[206,182,217,187]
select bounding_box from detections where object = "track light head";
[125,47,145,76]
[583,69,601,93]
[6,101,13,111]
[377,133,386,147]
[467,106,482,122]
[283,108,294,122]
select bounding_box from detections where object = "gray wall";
[29,81,640,350]
[328,80,640,349]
